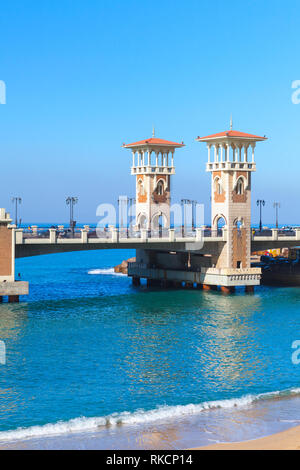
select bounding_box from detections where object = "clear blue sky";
[0,0,299,224]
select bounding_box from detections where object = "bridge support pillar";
[8,295,19,303]
[132,276,140,286]
[245,285,254,293]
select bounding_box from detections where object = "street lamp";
[273,202,280,229]
[66,197,78,235]
[256,199,265,232]
[11,197,22,227]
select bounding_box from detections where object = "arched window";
[157,180,164,196]
[236,178,244,195]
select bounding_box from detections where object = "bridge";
[14,226,300,258]
[0,125,295,300]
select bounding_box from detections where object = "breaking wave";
[87,268,126,276]
[1,388,300,443]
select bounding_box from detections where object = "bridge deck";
[13,227,300,258]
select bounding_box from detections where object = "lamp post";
[66,197,78,235]
[11,197,22,227]
[257,199,265,232]
[273,202,280,229]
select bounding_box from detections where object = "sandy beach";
[195,424,300,450]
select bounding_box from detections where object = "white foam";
[0,394,262,442]
[1,388,300,443]
[87,268,125,276]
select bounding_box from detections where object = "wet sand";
[195,424,300,450]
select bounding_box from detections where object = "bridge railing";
[15,226,226,244]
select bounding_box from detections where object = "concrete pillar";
[141,229,147,241]
[49,228,57,243]
[169,229,175,242]
[220,145,223,162]
[245,286,254,293]
[15,228,23,244]
[226,144,230,161]
[237,146,241,161]
[81,229,88,243]
[196,228,202,241]
[8,295,19,303]
[251,144,256,162]
[272,229,278,241]
[110,227,118,242]
[214,144,218,162]
[132,277,140,286]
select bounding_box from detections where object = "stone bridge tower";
[197,127,267,291]
[123,133,184,230]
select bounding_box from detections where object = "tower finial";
[152,126,155,138]
[230,115,233,131]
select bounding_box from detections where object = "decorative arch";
[152,212,167,229]
[153,177,168,203]
[154,178,167,192]
[233,174,248,191]
[233,217,244,229]
[213,214,227,231]
[137,213,148,229]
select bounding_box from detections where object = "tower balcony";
[206,161,256,172]
[131,165,175,176]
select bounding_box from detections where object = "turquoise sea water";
[1,248,300,448]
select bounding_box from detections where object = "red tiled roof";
[196,130,267,141]
[123,137,184,148]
